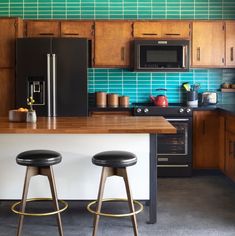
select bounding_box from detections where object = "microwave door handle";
[182,46,186,68]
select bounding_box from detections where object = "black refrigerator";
[16,37,88,116]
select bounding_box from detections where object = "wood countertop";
[0,116,176,134]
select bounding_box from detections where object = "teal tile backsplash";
[0,0,235,104]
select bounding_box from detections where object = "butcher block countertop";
[0,116,176,134]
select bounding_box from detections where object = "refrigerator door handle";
[52,54,56,117]
[47,54,51,116]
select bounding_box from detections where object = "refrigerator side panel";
[52,38,88,116]
[16,38,52,116]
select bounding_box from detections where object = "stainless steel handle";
[182,46,186,68]
[121,47,125,61]
[231,47,234,61]
[47,54,51,117]
[166,118,189,122]
[52,54,56,117]
[197,47,200,61]
[158,165,189,168]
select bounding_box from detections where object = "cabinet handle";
[202,120,205,135]
[233,142,235,158]
[229,141,233,156]
[165,33,180,36]
[142,33,158,36]
[62,33,79,36]
[39,33,55,36]
[231,47,234,61]
[197,47,200,61]
[121,47,125,61]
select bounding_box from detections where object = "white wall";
[0,134,149,200]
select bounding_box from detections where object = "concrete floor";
[1,173,235,236]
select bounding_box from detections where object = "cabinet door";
[26,21,60,37]
[133,21,162,38]
[192,21,225,67]
[193,111,220,168]
[61,21,94,38]
[225,132,235,181]
[161,21,191,39]
[0,18,22,68]
[0,69,15,116]
[226,21,235,67]
[95,21,132,67]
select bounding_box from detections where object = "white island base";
[0,134,149,200]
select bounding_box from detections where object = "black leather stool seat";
[16,150,62,167]
[92,151,137,168]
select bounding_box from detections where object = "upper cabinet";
[0,18,23,68]
[61,21,94,38]
[94,21,132,67]
[133,21,191,39]
[25,21,60,37]
[192,21,225,67]
[225,21,235,67]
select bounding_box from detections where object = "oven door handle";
[158,165,189,168]
[166,118,190,122]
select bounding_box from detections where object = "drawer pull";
[39,33,55,36]
[142,33,158,36]
[165,33,180,36]
[62,33,79,36]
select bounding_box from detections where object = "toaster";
[201,92,217,105]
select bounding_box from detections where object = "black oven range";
[133,103,192,177]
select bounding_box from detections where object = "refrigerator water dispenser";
[28,77,45,105]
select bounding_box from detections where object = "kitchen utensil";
[182,82,191,91]
[150,89,168,107]
[96,92,107,108]
[201,92,217,105]
[192,83,200,91]
[107,93,119,107]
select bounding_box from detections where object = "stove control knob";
[136,108,142,113]
[186,108,192,113]
[144,108,149,113]
[179,108,184,113]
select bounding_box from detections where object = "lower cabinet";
[193,111,222,169]
[225,114,235,181]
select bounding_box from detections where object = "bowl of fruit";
[9,108,28,122]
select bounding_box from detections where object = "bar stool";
[11,150,68,236]
[87,151,143,236]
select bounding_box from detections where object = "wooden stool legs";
[92,167,139,236]
[16,166,64,236]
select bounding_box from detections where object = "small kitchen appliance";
[150,89,169,107]
[201,92,217,105]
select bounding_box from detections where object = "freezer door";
[52,38,88,116]
[16,38,52,116]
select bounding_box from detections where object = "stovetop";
[133,103,193,116]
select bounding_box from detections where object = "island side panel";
[0,134,149,200]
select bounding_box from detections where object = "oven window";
[139,45,183,68]
[157,121,188,155]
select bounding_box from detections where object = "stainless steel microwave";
[132,39,190,72]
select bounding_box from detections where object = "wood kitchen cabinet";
[25,20,60,37]
[133,21,190,38]
[193,111,221,169]
[94,21,132,67]
[0,18,23,68]
[225,21,235,67]
[225,115,235,181]
[192,21,225,67]
[0,18,23,116]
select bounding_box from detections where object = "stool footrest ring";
[11,198,68,217]
[87,198,143,218]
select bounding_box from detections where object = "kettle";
[150,89,168,107]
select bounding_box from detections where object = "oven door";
[157,118,192,167]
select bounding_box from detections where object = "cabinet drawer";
[226,115,235,133]
[26,21,60,37]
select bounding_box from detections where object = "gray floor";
[1,174,235,236]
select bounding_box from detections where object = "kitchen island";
[0,116,176,223]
